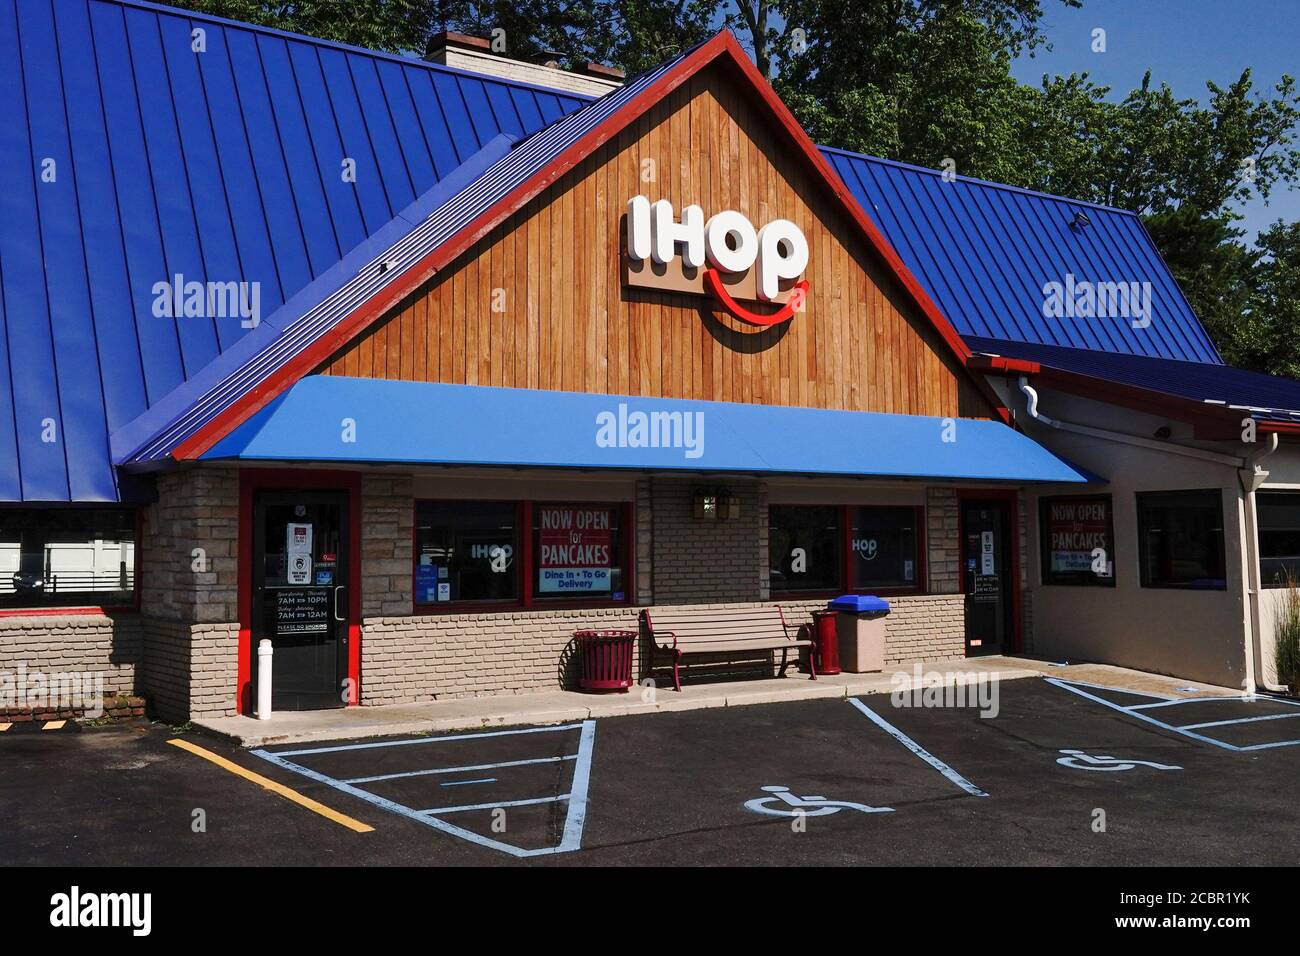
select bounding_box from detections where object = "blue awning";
[197,376,1091,483]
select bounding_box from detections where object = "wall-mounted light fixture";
[692,486,740,520]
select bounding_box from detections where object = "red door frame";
[956,488,1023,654]
[237,469,363,715]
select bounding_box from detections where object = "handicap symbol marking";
[743,785,894,817]
[251,721,596,859]
[1055,749,1182,772]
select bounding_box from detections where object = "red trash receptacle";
[811,610,841,675]
[575,629,636,692]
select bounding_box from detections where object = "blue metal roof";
[822,148,1223,365]
[0,0,586,501]
[967,336,1300,424]
[114,38,700,468]
[203,376,1092,483]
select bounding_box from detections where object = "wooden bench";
[641,604,815,691]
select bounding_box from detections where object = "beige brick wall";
[782,594,966,665]
[361,606,644,704]
[651,477,766,603]
[141,618,240,721]
[0,613,140,697]
[362,593,968,703]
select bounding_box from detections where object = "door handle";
[333,585,346,622]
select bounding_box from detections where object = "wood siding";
[319,63,992,420]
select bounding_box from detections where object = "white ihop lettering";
[627,197,809,302]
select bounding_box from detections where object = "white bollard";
[257,639,274,720]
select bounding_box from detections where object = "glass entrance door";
[252,491,350,710]
[962,500,1012,655]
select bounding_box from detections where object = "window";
[533,504,626,601]
[768,504,923,594]
[851,506,920,590]
[769,505,841,593]
[414,500,630,609]
[414,501,519,605]
[1040,495,1115,586]
[0,509,137,609]
[1257,492,1300,587]
[1136,490,1225,590]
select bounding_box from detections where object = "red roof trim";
[967,355,1041,375]
[175,30,1000,461]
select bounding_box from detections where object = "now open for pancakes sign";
[537,506,614,594]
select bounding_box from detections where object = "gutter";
[1017,376,1285,694]
[1016,377,1243,467]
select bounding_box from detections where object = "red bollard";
[811,610,841,676]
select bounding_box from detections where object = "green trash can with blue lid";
[829,594,890,673]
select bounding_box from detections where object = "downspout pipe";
[1017,376,1285,694]
[1241,433,1284,694]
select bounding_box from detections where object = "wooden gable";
[318,61,993,420]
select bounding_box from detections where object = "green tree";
[1238,221,1300,378]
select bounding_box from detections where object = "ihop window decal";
[623,196,809,326]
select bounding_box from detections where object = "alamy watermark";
[1042,274,1151,329]
[0,664,104,717]
[151,273,261,328]
[596,402,704,459]
[50,886,151,936]
[890,664,1000,718]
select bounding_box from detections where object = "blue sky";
[1011,0,1299,243]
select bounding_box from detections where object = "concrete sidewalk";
[192,655,1240,747]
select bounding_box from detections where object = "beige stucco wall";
[1004,383,1250,689]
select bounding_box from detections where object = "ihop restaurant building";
[5,0,1300,720]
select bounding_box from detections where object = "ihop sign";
[624,197,810,326]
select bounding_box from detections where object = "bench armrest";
[650,629,677,648]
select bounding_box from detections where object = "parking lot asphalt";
[4,677,1300,866]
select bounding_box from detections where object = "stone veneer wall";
[140,468,240,624]
[1017,490,1034,653]
[137,466,242,718]
[361,474,415,617]
[925,486,960,593]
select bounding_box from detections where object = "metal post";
[257,639,273,720]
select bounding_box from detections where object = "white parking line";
[848,697,988,798]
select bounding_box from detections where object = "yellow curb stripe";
[43,720,66,731]
[167,738,373,833]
